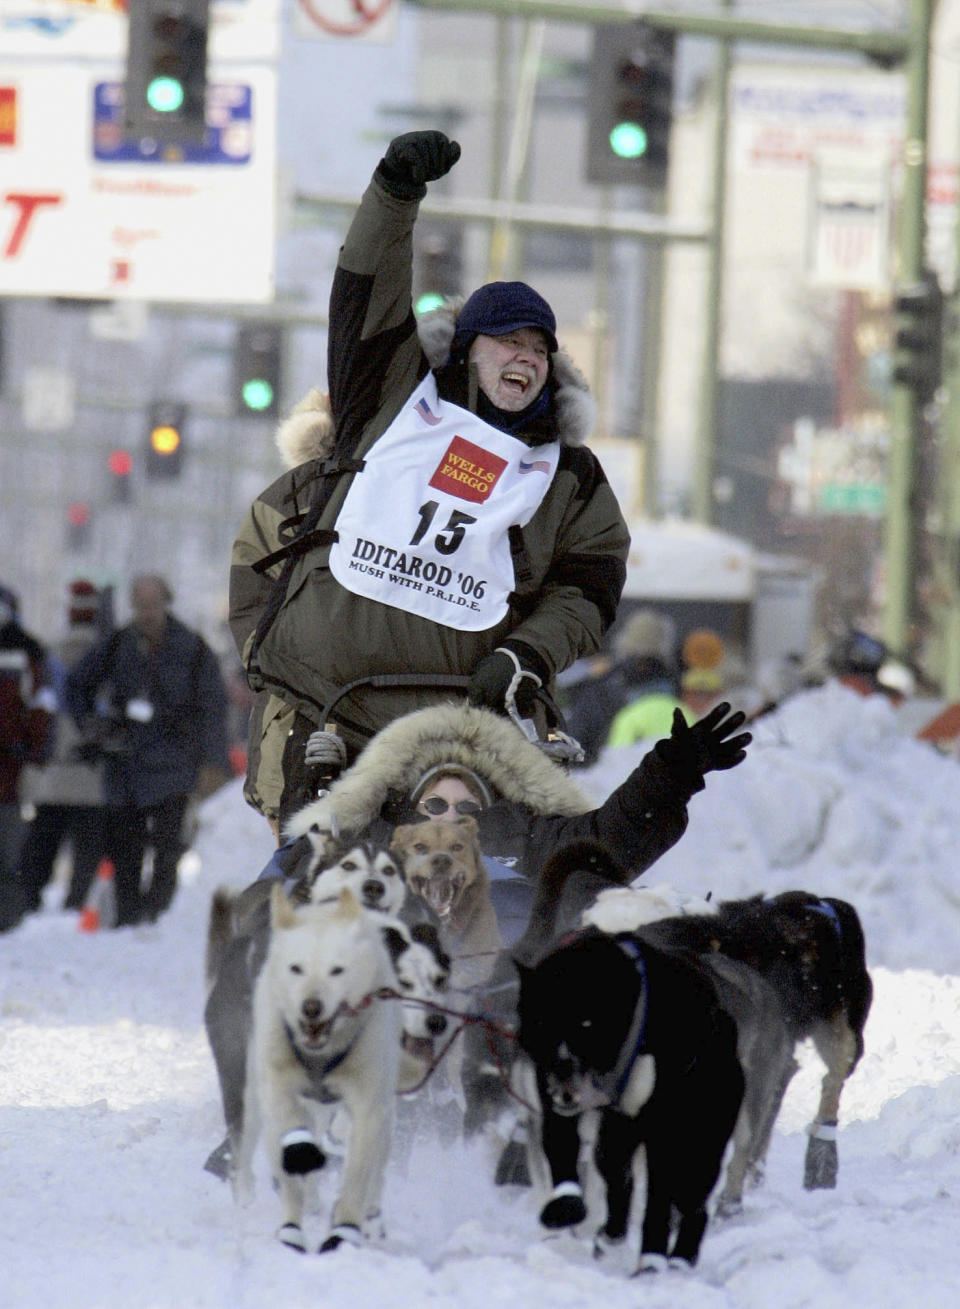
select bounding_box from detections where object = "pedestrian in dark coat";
[19,580,109,914]
[0,584,55,932]
[66,575,230,926]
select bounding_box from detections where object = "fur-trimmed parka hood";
[284,702,592,840]
[274,300,595,470]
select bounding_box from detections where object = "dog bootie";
[319,1223,362,1253]
[494,1139,531,1187]
[540,1181,587,1228]
[203,1137,232,1181]
[804,1121,838,1189]
[281,1128,326,1175]
[278,1223,307,1253]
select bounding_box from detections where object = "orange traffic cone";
[78,858,117,932]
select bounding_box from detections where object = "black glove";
[468,646,542,717]
[375,131,461,201]
[655,702,752,794]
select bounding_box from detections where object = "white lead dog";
[236,883,402,1253]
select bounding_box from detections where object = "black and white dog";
[511,840,872,1200]
[516,927,745,1272]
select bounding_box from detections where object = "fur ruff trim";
[284,703,592,840]
[275,387,335,470]
[275,302,595,468]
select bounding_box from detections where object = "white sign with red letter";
[0,60,276,302]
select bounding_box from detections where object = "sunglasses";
[418,796,483,817]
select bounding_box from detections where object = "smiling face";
[468,327,551,412]
[416,774,484,824]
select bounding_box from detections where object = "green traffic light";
[415,292,445,316]
[242,378,275,412]
[609,121,648,159]
[146,75,185,114]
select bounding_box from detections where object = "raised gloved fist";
[468,647,540,717]
[655,701,752,794]
[376,131,462,201]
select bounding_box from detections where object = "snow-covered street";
[2,684,959,1308]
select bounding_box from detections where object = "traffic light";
[66,502,92,552]
[892,270,944,403]
[234,322,283,417]
[107,449,133,503]
[145,401,186,479]
[585,23,675,188]
[125,0,210,144]
[414,226,463,317]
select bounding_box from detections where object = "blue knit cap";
[454,281,558,354]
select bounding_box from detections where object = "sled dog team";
[204,823,872,1272]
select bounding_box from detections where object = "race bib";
[328,376,560,631]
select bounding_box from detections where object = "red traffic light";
[67,502,91,526]
[108,449,133,476]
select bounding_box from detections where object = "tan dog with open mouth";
[391,816,501,989]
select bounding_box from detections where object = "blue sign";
[93,82,253,165]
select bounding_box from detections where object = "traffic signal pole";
[692,3,731,525]
[884,0,932,660]
[934,76,960,696]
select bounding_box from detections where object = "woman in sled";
[264,695,750,952]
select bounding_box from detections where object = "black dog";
[516,928,744,1272]
[458,839,633,1185]
[639,890,873,1189]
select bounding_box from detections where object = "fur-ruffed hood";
[274,386,336,470]
[274,300,596,470]
[284,702,592,840]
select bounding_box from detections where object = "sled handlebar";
[319,672,580,761]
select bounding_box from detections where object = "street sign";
[292,0,398,43]
[819,482,886,516]
[0,60,276,302]
[93,80,253,164]
[808,148,891,292]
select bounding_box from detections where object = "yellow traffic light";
[150,424,181,456]
[145,401,186,478]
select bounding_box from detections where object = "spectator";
[230,130,630,832]
[828,629,890,699]
[18,580,110,915]
[566,607,684,761]
[0,584,55,932]
[679,627,728,718]
[66,575,230,927]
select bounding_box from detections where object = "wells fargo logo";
[429,435,506,504]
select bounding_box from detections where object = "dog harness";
[596,936,650,1105]
[807,897,843,938]
[283,1019,353,1099]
